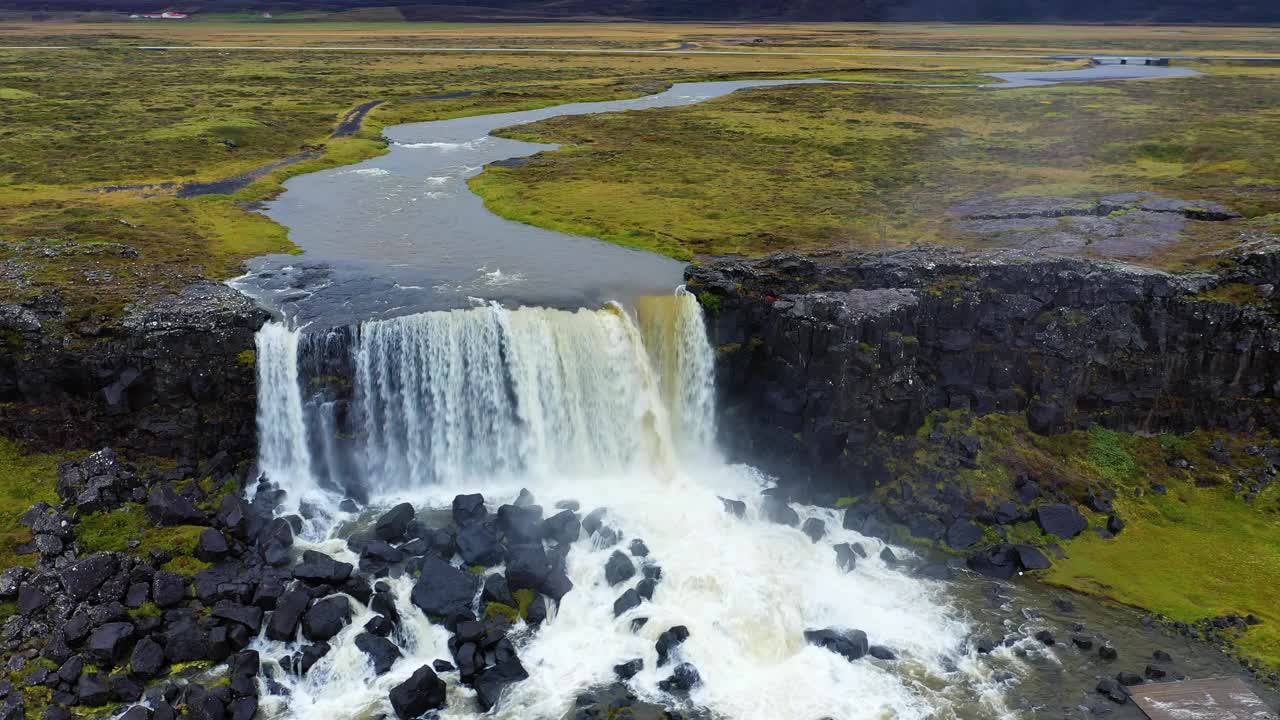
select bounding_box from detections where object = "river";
[232,65,1263,720]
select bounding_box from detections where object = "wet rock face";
[0,281,265,460]
[690,246,1280,494]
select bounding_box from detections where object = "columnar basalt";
[688,243,1280,495]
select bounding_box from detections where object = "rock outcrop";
[688,244,1280,494]
[0,281,266,461]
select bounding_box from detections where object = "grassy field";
[0,23,1078,326]
[473,62,1280,263]
[886,412,1280,671]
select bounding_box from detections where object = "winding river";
[229,62,1264,720]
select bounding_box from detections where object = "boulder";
[474,657,529,711]
[1014,544,1052,570]
[266,590,311,642]
[375,503,415,542]
[1096,678,1128,704]
[1035,504,1088,539]
[146,484,205,526]
[16,586,49,616]
[505,544,551,592]
[720,498,746,518]
[582,507,607,535]
[869,645,896,660]
[212,604,263,633]
[195,529,230,563]
[302,596,352,643]
[801,518,826,543]
[86,622,134,666]
[481,573,515,608]
[77,672,113,705]
[456,522,503,567]
[296,643,330,674]
[636,577,658,601]
[658,663,701,693]
[60,553,119,602]
[761,496,800,527]
[1116,671,1144,687]
[946,520,983,549]
[541,510,580,544]
[613,589,641,617]
[355,634,402,675]
[390,665,447,719]
[452,494,487,527]
[293,550,353,585]
[541,570,574,603]
[496,504,543,544]
[129,637,165,679]
[410,556,479,623]
[656,626,690,667]
[833,544,859,571]
[162,620,209,663]
[804,628,869,662]
[604,551,636,587]
[614,658,643,680]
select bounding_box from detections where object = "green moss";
[697,291,722,315]
[236,349,256,368]
[512,589,536,619]
[0,438,76,570]
[129,602,163,620]
[484,602,520,623]
[1086,426,1139,485]
[78,504,210,576]
[1189,282,1269,307]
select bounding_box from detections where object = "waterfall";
[250,294,999,720]
[255,322,315,498]
[254,291,717,498]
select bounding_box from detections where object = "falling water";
[255,322,315,496]
[251,293,1006,720]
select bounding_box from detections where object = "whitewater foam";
[250,292,1008,720]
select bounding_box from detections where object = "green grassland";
[889,411,1280,670]
[0,30,1060,325]
[472,62,1280,263]
[0,438,74,571]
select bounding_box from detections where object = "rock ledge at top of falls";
[0,279,267,461]
[687,241,1280,495]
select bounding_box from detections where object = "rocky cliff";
[0,281,267,464]
[687,242,1280,496]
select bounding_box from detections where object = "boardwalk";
[1130,677,1277,720]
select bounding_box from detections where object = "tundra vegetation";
[0,18,1278,693]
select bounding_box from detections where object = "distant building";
[1091,56,1172,66]
[137,11,188,18]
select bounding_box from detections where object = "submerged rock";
[804,628,869,662]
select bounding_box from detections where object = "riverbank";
[688,242,1280,680]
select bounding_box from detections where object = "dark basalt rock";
[689,246,1280,493]
[760,495,800,527]
[0,281,264,463]
[543,510,581,544]
[196,528,230,563]
[655,625,690,667]
[452,494,487,527]
[614,658,643,680]
[720,497,746,518]
[496,504,544,544]
[628,539,650,557]
[658,662,700,693]
[266,590,311,642]
[833,543,859,571]
[604,550,636,587]
[473,657,529,711]
[355,633,402,675]
[390,665,447,719]
[869,645,896,660]
[612,589,641,617]
[804,628,869,662]
[1035,504,1089,539]
[946,520,983,549]
[456,522,503,567]
[146,484,206,527]
[506,543,551,592]
[801,517,826,542]
[375,503,415,542]
[302,596,352,643]
[411,556,479,625]
[60,553,119,602]
[86,622,134,666]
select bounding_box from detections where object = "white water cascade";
[250,292,1010,720]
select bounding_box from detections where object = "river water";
[234,65,1271,720]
